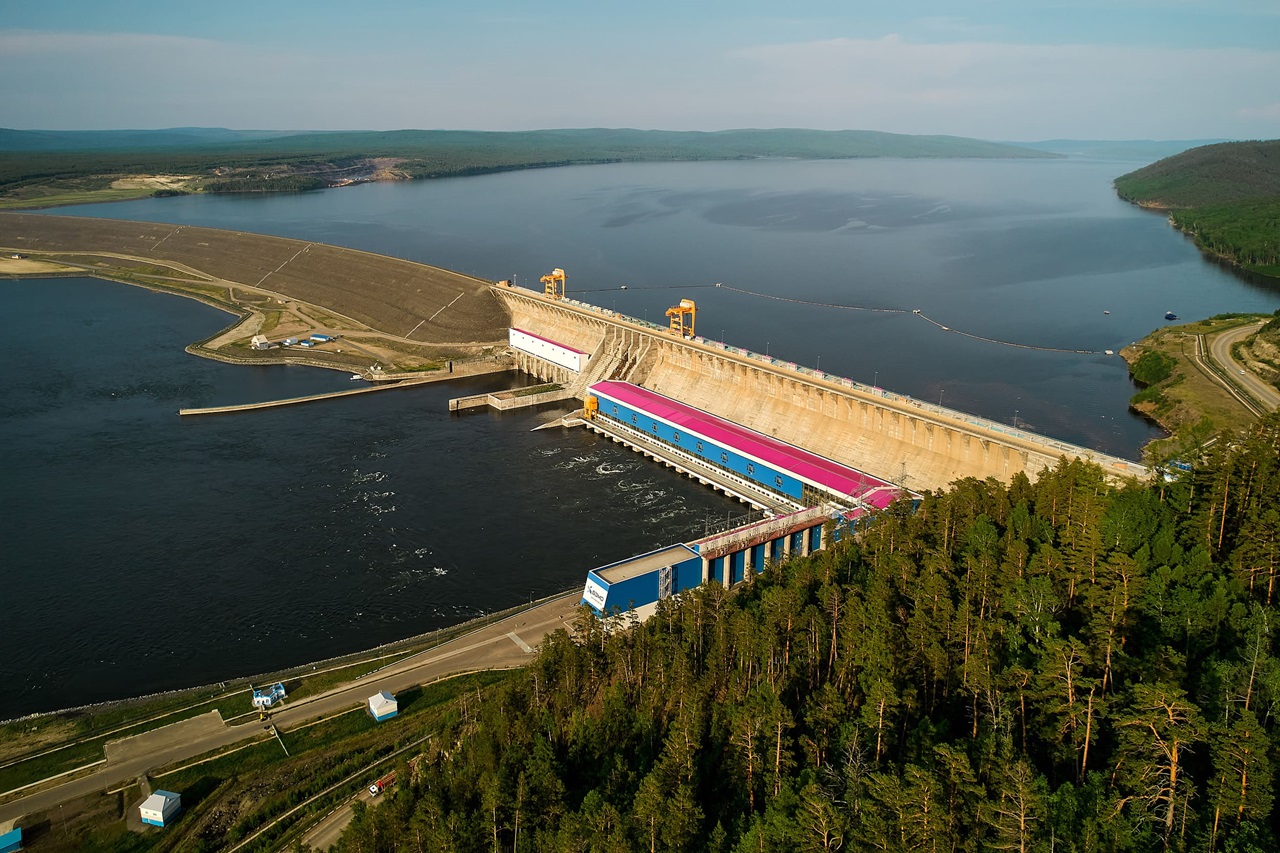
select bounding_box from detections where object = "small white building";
[251,334,270,350]
[368,690,398,722]
[140,790,182,827]
[252,682,286,709]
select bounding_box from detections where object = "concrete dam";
[0,212,1145,493]
[494,285,1146,493]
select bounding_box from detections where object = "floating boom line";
[566,281,1110,355]
[720,285,1109,355]
[911,311,1108,355]
[716,285,908,314]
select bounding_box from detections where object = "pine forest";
[334,413,1280,853]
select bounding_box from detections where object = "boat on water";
[1165,311,1179,321]
[350,373,363,380]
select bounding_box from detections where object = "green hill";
[1114,140,1280,278]
[1114,140,1280,207]
[0,127,301,152]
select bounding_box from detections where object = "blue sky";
[2,1,1277,139]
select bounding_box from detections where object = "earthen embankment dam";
[0,213,510,346]
[1,212,1146,491]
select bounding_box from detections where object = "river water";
[4,157,1277,717]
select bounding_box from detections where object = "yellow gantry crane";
[666,299,697,338]
[540,267,566,299]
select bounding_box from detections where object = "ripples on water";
[0,278,739,717]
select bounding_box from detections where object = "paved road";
[0,593,583,825]
[299,782,379,851]
[1209,322,1280,412]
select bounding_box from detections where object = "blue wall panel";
[603,573,656,614]
[595,551,705,613]
[730,550,746,585]
[674,555,703,594]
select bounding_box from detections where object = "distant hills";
[0,127,303,152]
[1014,138,1233,161]
[0,126,1058,158]
[0,127,1060,209]
[5,127,1259,216]
[1,128,1233,161]
[1115,140,1280,278]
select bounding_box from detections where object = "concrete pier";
[179,380,432,416]
[179,366,511,417]
[448,385,577,412]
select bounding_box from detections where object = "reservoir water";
[1,281,741,718]
[5,157,1278,717]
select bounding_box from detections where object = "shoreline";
[0,589,586,827]
[0,584,576,725]
[0,240,535,724]
[1119,314,1273,458]
[1115,197,1280,283]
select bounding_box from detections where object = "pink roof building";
[590,381,905,506]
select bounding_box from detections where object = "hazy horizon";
[0,126,1245,147]
[2,1,1277,141]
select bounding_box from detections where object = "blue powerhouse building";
[582,545,703,621]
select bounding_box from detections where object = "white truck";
[369,771,396,797]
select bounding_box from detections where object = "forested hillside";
[335,413,1280,853]
[1114,141,1280,278]
[1170,199,1280,278]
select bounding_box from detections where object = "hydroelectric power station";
[497,271,1146,621]
[0,212,1148,624]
